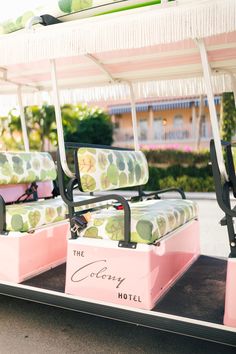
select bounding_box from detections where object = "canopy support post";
[17,86,29,152]
[196,39,227,179]
[85,54,140,151]
[50,59,74,178]
[127,82,139,151]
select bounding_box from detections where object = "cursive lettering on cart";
[71,260,126,289]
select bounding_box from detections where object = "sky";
[0,0,49,21]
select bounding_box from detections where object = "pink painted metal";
[224,258,236,328]
[37,181,55,198]
[0,222,69,283]
[0,181,54,203]
[65,220,200,309]
[5,32,236,89]
[8,45,236,84]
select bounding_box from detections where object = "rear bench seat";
[68,147,198,243]
[60,146,200,310]
[0,150,104,283]
[0,151,101,233]
[0,151,67,233]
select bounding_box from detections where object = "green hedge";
[143,149,211,166]
[144,166,215,192]
[144,165,214,192]
[141,150,214,192]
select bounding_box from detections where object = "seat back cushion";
[76,147,149,192]
[0,152,57,185]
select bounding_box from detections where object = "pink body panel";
[7,32,236,86]
[0,222,69,283]
[0,181,53,203]
[37,181,54,199]
[224,258,236,327]
[65,220,200,310]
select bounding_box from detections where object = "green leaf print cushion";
[79,199,198,244]
[59,0,93,13]
[5,198,68,232]
[77,148,149,192]
[0,152,57,185]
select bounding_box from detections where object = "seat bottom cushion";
[80,199,198,244]
[5,198,68,232]
[4,196,89,232]
[5,195,111,233]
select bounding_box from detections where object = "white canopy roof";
[0,0,235,106]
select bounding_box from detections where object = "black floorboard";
[22,263,66,293]
[22,255,227,324]
[155,255,227,324]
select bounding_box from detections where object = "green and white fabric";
[0,1,172,35]
[80,199,198,244]
[5,196,110,232]
[77,148,149,192]
[6,198,67,232]
[5,196,197,237]
[0,152,57,185]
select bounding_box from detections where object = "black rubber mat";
[155,255,227,324]
[22,263,66,293]
[22,255,227,324]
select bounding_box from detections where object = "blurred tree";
[7,105,56,150]
[2,103,113,151]
[25,105,56,150]
[63,104,113,145]
[221,92,236,142]
[3,109,24,150]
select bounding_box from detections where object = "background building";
[108,96,221,150]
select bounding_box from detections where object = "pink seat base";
[224,258,236,327]
[65,220,200,310]
[0,222,69,283]
[0,181,54,204]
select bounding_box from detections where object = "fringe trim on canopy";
[0,74,232,112]
[56,74,232,102]
[0,0,235,66]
